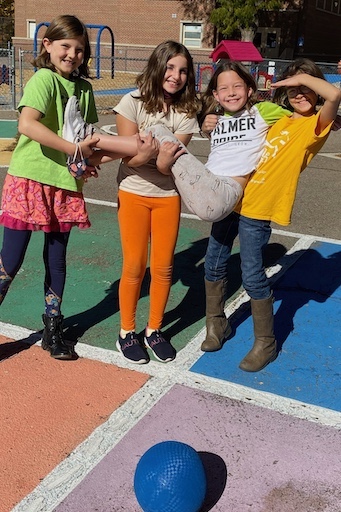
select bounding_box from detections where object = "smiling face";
[213,70,252,114]
[162,54,188,95]
[43,36,86,78]
[287,85,317,117]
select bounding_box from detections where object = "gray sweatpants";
[147,124,243,222]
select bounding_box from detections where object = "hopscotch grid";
[10,338,341,512]
[11,377,175,512]
[2,207,340,510]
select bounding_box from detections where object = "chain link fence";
[1,44,340,113]
[0,46,15,110]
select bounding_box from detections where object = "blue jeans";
[204,213,272,300]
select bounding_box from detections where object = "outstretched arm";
[115,114,159,166]
[19,106,99,157]
[271,74,341,133]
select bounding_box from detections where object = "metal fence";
[0,46,15,110]
[1,44,340,113]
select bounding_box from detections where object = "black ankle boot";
[41,314,74,360]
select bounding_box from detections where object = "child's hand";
[138,132,160,162]
[156,141,186,175]
[201,114,219,135]
[82,163,99,181]
[79,135,100,158]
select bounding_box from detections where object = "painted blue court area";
[191,241,341,412]
[0,119,18,138]
[94,87,134,96]
[324,73,341,85]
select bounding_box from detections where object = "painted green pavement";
[0,119,18,138]
[0,203,243,354]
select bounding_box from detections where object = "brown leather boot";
[201,278,232,352]
[239,294,277,372]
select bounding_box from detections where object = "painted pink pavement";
[56,384,341,511]
[1,229,340,510]
[8,238,340,512]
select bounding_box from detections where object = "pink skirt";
[0,175,91,232]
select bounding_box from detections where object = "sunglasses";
[287,85,313,98]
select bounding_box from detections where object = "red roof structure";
[210,41,263,63]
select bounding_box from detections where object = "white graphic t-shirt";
[206,102,289,178]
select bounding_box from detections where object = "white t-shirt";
[114,90,199,197]
[206,102,289,178]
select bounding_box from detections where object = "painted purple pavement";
[56,384,341,511]
[191,242,341,411]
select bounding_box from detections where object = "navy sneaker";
[116,332,149,364]
[144,330,176,363]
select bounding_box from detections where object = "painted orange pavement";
[0,336,149,511]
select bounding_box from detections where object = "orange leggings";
[117,189,181,331]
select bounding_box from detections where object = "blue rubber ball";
[134,441,207,512]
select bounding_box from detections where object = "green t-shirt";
[9,68,98,192]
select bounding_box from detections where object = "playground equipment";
[197,41,276,100]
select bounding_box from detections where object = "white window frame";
[27,20,36,39]
[181,22,203,48]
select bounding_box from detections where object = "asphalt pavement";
[0,112,340,512]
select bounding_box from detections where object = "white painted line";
[84,197,341,245]
[319,153,341,160]
[4,200,341,511]
[10,323,341,512]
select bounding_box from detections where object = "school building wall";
[12,0,341,64]
[12,0,215,55]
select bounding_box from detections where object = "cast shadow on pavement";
[273,247,341,351]
[62,238,211,342]
[0,332,41,362]
[228,247,341,353]
[62,240,287,345]
[198,452,227,511]
[161,241,287,341]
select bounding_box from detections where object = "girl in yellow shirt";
[202,58,341,373]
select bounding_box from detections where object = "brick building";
[12,0,341,63]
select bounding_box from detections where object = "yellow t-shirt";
[238,111,333,226]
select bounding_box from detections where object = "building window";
[181,23,202,48]
[27,20,36,39]
[316,0,340,15]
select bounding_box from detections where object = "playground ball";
[134,441,207,512]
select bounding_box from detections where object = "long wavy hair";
[135,40,199,117]
[198,61,258,125]
[32,15,91,78]
[272,58,325,110]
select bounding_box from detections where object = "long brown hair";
[198,61,258,125]
[135,40,199,117]
[32,15,91,78]
[273,58,326,110]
